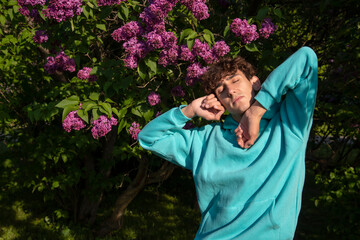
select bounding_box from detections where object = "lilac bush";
[14,0,280,234]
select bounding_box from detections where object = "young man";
[138,46,318,239]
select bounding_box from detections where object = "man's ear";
[250,76,261,91]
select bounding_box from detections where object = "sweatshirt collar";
[222,103,279,130]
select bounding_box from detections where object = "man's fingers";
[202,97,221,108]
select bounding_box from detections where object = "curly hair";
[201,56,257,94]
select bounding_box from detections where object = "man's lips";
[233,96,243,104]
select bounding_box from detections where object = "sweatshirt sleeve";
[138,106,200,170]
[255,46,318,139]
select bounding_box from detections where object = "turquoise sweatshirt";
[138,47,318,239]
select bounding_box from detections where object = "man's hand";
[182,94,225,121]
[235,101,266,148]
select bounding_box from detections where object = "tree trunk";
[95,159,176,237]
[77,128,117,225]
[95,157,149,237]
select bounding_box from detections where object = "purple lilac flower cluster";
[148,92,161,106]
[230,18,259,44]
[122,37,148,68]
[17,0,45,21]
[111,21,144,42]
[179,45,195,62]
[191,39,230,65]
[111,0,210,69]
[97,0,127,6]
[139,0,178,29]
[259,18,277,39]
[129,122,141,140]
[44,51,76,74]
[63,111,86,132]
[171,86,185,97]
[91,115,118,139]
[185,62,208,86]
[33,30,48,44]
[77,67,97,82]
[42,0,83,22]
[180,0,209,20]
[179,39,229,86]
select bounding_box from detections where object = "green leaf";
[96,24,106,31]
[0,15,6,26]
[118,119,127,134]
[68,95,80,101]
[13,5,20,13]
[99,102,112,117]
[256,7,269,21]
[62,105,79,121]
[245,43,260,52]
[92,108,100,120]
[84,103,97,112]
[90,66,98,75]
[120,4,129,20]
[118,108,127,118]
[180,28,195,43]
[143,109,154,122]
[223,25,230,37]
[83,5,90,18]
[77,109,89,123]
[89,92,100,101]
[8,0,17,6]
[61,154,68,163]
[274,8,282,18]
[56,96,80,108]
[145,58,157,73]
[137,62,147,80]
[87,1,95,8]
[52,181,60,188]
[203,34,211,44]
[131,106,142,117]
[112,107,119,117]
[105,98,116,104]
[98,106,108,116]
[187,39,195,50]
[202,29,214,43]
[186,31,197,40]
[7,9,14,21]
[70,19,74,31]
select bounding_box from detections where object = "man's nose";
[227,86,235,97]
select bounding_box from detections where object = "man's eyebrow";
[226,74,240,81]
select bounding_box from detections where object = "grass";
[0,168,200,240]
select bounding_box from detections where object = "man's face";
[214,70,259,120]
